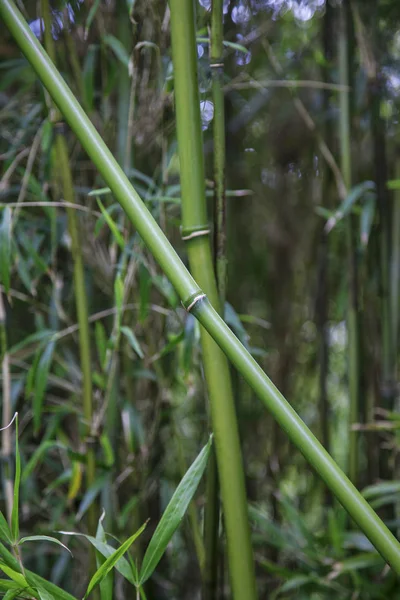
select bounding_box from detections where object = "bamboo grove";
[1,0,400,598]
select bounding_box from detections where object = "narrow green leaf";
[0,565,27,591]
[36,587,55,600]
[139,436,212,584]
[0,207,12,292]
[102,34,130,68]
[22,441,65,482]
[11,414,20,542]
[99,434,114,468]
[19,536,71,556]
[76,476,107,522]
[59,532,137,586]
[329,552,384,577]
[325,181,375,233]
[84,523,146,598]
[225,302,250,348]
[0,511,12,545]
[95,322,107,370]
[387,179,400,190]
[96,198,125,249]
[84,0,101,38]
[8,330,55,356]
[3,588,22,600]
[114,274,124,323]
[95,513,113,600]
[88,188,111,197]
[83,45,97,112]
[362,480,400,499]
[33,342,55,435]
[360,191,376,247]
[120,326,144,359]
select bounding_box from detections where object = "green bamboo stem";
[0,292,13,524]
[391,157,400,372]
[339,4,361,485]
[211,0,227,303]
[3,0,400,574]
[169,1,257,598]
[203,2,226,597]
[41,0,96,535]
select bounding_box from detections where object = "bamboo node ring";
[184,293,207,313]
[180,225,211,241]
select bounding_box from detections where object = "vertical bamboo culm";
[202,1,227,597]
[339,3,361,485]
[169,1,258,599]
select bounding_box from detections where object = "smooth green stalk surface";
[211,0,227,303]
[3,0,400,574]
[339,4,361,485]
[169,1,257,598]
[203,2,226,597]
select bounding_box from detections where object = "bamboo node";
[181,225,210,241]
[183,292,207,313]
[210,61,224,69]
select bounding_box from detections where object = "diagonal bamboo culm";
[2,0,400,576]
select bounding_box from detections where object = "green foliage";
[2,0,400,597]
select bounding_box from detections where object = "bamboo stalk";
[339,3,361,485]
[41,0,96,535]
[3,0,400,573]
[169,1,257,598]
[202,2,226,598]
[0,292,13,524]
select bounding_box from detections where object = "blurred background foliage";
[1,0,400,597]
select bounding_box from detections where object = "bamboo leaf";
[96,198,125,249]
[68,461,83,501]
[8,330,55,357]
[76,476,107,522]
[120,326,144,359]
[102,34,130,68]
[22,440,65,482]
[59,532,137,586]
[33,342,55,435]
[0,512,11,550]
[362,480,400,499]
[83,45,97,112]
[3,588,22,599]
[0,564,27,590]
[360,191,376,247]
[83,523,146,599]
[19,535,72,556]
[95,321,108,369]
[95,512,113,600]
[0,512,12,545]
[0,207,12,293]
[88,187,111,197]
[139,436,212,585]
[325,181,375,233]
[84,0,101,38]
[11,414,20,543]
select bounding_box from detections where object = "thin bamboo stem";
[169,1,257,598]
[3,0,400,574]
[41,0,96,534]
[339,3,361,485]
[203,2,226,597]
[0,292,13,524]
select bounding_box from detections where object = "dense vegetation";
[1,0,400,598]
